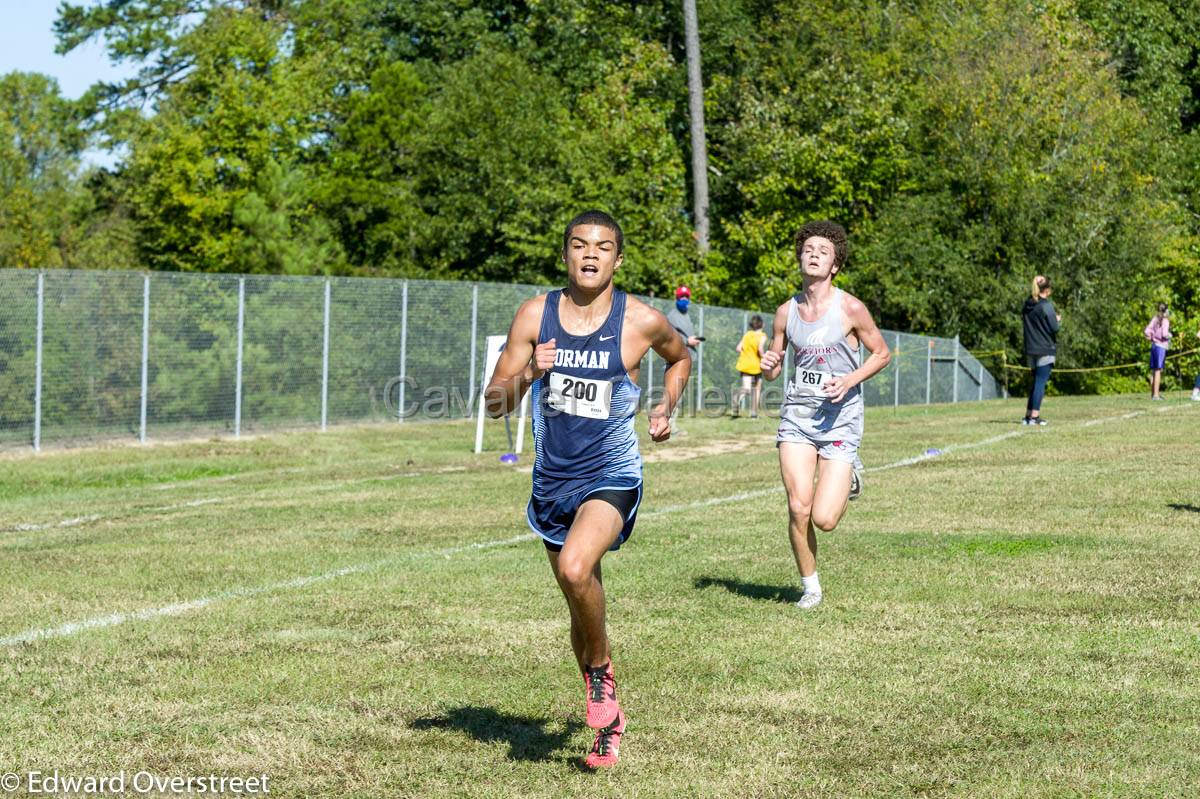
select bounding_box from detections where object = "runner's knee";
[810,507,842,531]
[786,495,812,520]
[556,554,596,592]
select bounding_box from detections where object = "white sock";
[801,572,821,596]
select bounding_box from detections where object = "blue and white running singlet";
[530,289,642,499]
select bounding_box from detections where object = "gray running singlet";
[776,288,864,460]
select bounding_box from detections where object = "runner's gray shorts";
[776,397,863,463]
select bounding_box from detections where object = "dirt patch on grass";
[643,436,762,463]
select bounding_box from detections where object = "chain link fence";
[0,269,1002,452]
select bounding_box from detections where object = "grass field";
[1,394,1198,798]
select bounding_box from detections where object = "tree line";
[2,0,1198,392]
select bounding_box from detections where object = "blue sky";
[1,1,138,165]
[0,1,137,98]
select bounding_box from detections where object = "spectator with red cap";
[666,285,701,358]
[665,286,700,434]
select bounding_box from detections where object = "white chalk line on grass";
[152,467,307,491]
[646,430,1026,516]
[0,500,235,537]
[14,402,1178,535]
[5,403,1196,646]
[644,489,779,517]
[1080,401,1192,426]
[1,465,472,537]
[6,514,103,533]
[150,497,232,512]
[1081,411,1143,427]
[150,458,468,493]
[0,532,539,647]
[0,559,390,647]
[866,430,1024,472]
[0,427,1032,646]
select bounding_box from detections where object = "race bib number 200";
[547,372,613,419]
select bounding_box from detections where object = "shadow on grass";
[1167,503,1200,514]
[410,706,581,762]
[694,576,801,604]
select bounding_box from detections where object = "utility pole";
[683,0,710,254]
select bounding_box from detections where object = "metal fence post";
[139,274,150,443]
[953,335,960,403]
[1001,350,1008,398]
[234,277,245,437]
[695,305,705,412]
[893,332,900,408]
[33,272,44,452]
[468,283,478,416]
[10,272,1011,443]
[399,280,408,422]
[782,341,790,393]
[321,279,331,431]
[925,339,933,405]
[646,354,654,412]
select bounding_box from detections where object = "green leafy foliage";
[1,0,1197,392]
[0,72,84,268]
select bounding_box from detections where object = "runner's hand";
[531,338,556,378]
[823,375,857,403]
[648,405,671,442]
[760,349,782,373]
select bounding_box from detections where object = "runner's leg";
[546,499,624,669]
[810,457,853,531]
[779,442,819,577]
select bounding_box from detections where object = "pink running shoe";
[584,661,620,729]
[584,711,626,769]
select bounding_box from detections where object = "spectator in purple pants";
[1143,303,1171,400]
[1193,328,1200,402]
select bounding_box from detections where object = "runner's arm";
[759,303,789,380]
[484,298,553,418]
[642,307,691,442]
[823,296,891,403]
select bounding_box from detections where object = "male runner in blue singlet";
[484,211,691,768]
[759,221,891,610]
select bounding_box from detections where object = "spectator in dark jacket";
[1021,275,1060,425]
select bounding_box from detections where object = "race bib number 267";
[790,367,832,398]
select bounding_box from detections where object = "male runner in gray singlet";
[759,221,891,609]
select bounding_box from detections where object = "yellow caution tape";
[998,347,1200,373]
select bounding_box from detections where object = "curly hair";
[795,220,848,271]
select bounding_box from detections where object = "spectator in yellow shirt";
[731,315,768,418]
